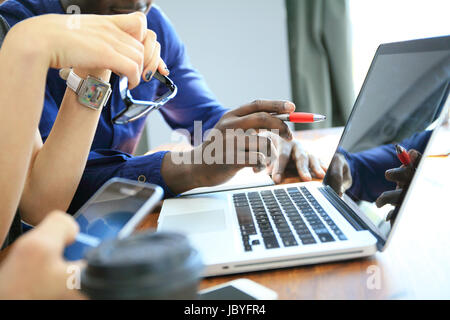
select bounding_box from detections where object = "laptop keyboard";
[233,187,347,252]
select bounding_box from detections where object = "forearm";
[0,37,49,242]
[20,69,111,225]
[161,151,202,195]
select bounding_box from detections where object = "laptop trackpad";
[159,209,226,235]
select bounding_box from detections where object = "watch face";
[79,77,111,110]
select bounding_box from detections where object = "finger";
[143,41,161,81]
[342,161,353,190]
[320,159,328,173]
[223,133,272,162]
[327,162,344,196]
[157,58,170,76]
[376,189,403,208]
[272,139,293,184]
[409,149,422,166]
[293,145,312,182]
[229,112,293,140]
[385,167,413,185]
[106,26,145,55]
[141,30,165,81]
[106,51,141,88]
[309,154,326,179]
[111,12,147,42]
[240,135,272,160]
[231,100,295,117]
[32,211,79,253]
[104,34,144,74]
[253,165,265,174]
[233,151,265,168]
[266,162,274,175]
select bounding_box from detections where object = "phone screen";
[199,286,257,300]
[74,182,154,238]
[64,181,155,261]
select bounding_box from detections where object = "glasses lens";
[113,73,177,125]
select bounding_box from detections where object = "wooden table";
[140,125,450,300]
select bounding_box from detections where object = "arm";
[19,19,169,225]
[0,12,158,244]
[19,69,111,225]
[0,28,50,243]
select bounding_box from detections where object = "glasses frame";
[113,71,178,125]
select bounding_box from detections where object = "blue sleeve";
[343,131,432,202]
[150,7,228,144]
[67,150,174,214]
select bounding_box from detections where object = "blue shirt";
[0,0,227,213]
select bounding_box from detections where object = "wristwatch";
[64,69,112,110]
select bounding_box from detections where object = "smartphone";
[64,178,163,261]
[199,279,278,300]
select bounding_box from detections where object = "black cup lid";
[83,231,194,281]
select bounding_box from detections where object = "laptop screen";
[323,36,450,241]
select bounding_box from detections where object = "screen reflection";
[324,43,450,239]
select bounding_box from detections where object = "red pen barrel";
[395,144,411,166]
[289,113,315,123]
[273,113,326,123]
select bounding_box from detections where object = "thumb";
[33,211,79,253]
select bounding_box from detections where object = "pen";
[274,112,326,123]
[395,144,411,166]
[75,233,101,248]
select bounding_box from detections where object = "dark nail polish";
[145,71,153,81]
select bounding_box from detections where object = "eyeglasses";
[113,71,178,125]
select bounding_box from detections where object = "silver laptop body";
[158,36,450,277]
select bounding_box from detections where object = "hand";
[376,150,421,215]
[142,29,169,81]
[265,134,327,184]
[162,100,295,194]
[0,212,85,300]
[5,12,167,89]
[326,153,353,197]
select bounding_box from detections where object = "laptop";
[158,36,450,277]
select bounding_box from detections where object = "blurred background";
[140,0,450,152]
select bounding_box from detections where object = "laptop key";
[300,237,317,245]
[282,237,298,247]
[241,229,257,236]
[318,233,335,243]
[264,239,280,249]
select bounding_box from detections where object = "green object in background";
[286,0,355,130]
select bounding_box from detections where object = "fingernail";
[274,174,282,183]
[165,67,170,75]
[286,130,293,141]
[284,102,295,112]
[145,71,153,81]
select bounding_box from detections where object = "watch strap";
[66,70,84,94]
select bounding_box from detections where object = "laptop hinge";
[319,186,385,250]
